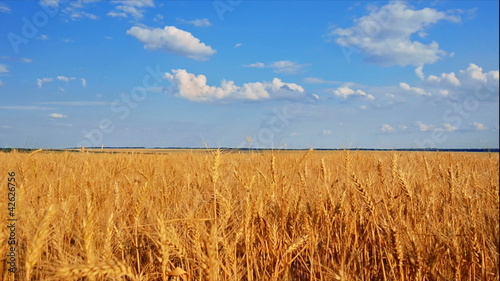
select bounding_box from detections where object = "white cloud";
[472,122,487,131]
[179,18,211,27]
[322,129,332,135]
[42,0,99,21]
[37,34,49,40]
[402,63,499,99]
[381,124,394,133]
[68,11,98,20]
[426,72,461,86]
[57,76,76,82]
[246,62,265,68]
[37,78,53,88]
[331,2,460,66]
[459,63,498,82]
[37,76,86,88]
[107,11,127,18]
[380,124,408,133]
[442,123,457,132]
[0,64,8,73]
[163,69,305,102]
[418,31,427,38]
[416,121,434,132]
[438,89,449,96]
[49,113,66,119]
[66,1,99,20]
[40,0,59,7]
[415,65,424,80]
[244,60,305,74]
[0,80,3,86]
[357,89,375,100]
[234,43,242,48]
[0,3,10,13]
[126,25,216,60]
[333,86,375,100]
[399,82,431,96]
[108,0,155,19]
[289,132,300,137]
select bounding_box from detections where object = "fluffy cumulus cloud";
[127,25,216,60]
[244,60,305,74]
[441,123,457,132]
[399,82,431,96]
[472,122,487,131]
[49,113,66,119]
[164,69,305,102]
[401,63,499,98]
[37,78,53,88]
[331,2,460,66]
[416,121,434,132]
[333,86,375,100]
[381,124,394,133]
[108,0,155,19]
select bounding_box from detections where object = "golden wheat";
[0,150,497,280]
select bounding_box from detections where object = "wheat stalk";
[82,189,96,264]
[26,204,57,280]
[397,170,412,201]
[55,260,136,280]
[377,159,386,187]
[390,226,404,280]
[391,153,398,182]
[351,173,374,215]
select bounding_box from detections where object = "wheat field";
[0,149,498,280]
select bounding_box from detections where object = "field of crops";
[0,149,498,280]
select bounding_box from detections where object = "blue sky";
[0,0,498,149]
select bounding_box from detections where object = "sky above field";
[0,0,498,149]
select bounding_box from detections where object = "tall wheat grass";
[0,149,498,280]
